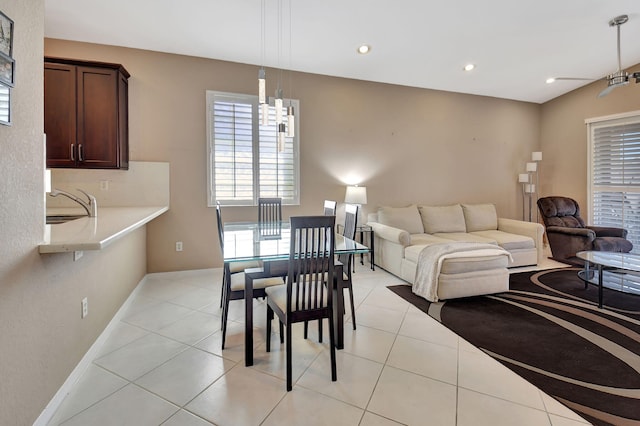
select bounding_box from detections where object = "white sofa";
[367,203,544,284]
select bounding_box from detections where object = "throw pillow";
[378,205,424,234]
[419,204,466,234]
[462,203,498,232]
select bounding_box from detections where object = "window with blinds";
[588,113,640,252]
[206,91,299,206]
[0,84,9,124]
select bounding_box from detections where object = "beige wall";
[539,65,640,220]
[45,39,543,273]
[5,8,638,425]
[0,3,149,425]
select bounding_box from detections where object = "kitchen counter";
[40,206,169,254]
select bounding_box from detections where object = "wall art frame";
[0,10,13,58]
[0,52,14,87]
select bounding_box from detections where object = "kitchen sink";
[46,214,86,224]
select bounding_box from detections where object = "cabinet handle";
[70,144,75,161]
[78,144,84,162]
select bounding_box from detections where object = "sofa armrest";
[586,226,628,238]
[367,222,411,246]
[497,217,545,264]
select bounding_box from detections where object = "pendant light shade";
[275,89,283,124]
[278,123,286,152]
[261,99,270,126]
[258,69,266,105]
[286,105,295,137]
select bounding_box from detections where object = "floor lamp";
[518,151,542,222]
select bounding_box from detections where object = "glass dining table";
[223,220,370,366]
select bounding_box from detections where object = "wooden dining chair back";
[258,197,282,223]
[216,201,277,349]
[323,200,337,216]
[265,215,338,391]
[339,203,358,329]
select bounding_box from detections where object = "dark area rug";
[388,268,640,426]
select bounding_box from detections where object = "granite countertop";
[39,206,169,254]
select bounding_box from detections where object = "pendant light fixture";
[258,0,268,124]
[285,0,295,138]
[257,0,294,152]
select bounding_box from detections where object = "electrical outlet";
[74,251,84,261]
[81,297,88,318]
[100,180,109,191]
[175,241,183,252]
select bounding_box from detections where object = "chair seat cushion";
[593,237,633,253]
[230,272,284,291]
[228,260,262,274]
[265,283,328,312]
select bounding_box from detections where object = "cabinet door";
[45,63,77,167]
[76,66,119,168]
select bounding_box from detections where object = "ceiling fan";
[548,14,640,98]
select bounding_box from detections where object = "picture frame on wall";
[0,10,12,57]
[0,82,10,126]
[0,52,14,87]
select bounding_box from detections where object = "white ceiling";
[44,0,640,104]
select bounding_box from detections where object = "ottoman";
[402,243,510,301]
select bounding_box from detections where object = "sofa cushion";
[462,203,498,232]
[470,230,534,251]
[432,232,497,245]
[440,253,509,274]
[378,205,424,234]
[408,234,454,252]
[405,244,508,272]
[419,204,466,234]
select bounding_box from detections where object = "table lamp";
[345,185,367,225]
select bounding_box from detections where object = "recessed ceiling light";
[546,78,556,84]
[357,44,371,54]
[463,64,475,71]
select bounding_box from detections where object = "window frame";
[206,90,300,207]
[586,110,640,252]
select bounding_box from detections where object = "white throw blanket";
[413,242,512,302]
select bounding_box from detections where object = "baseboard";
[33,274,149,426]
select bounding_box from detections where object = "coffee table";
[576,251,640,308]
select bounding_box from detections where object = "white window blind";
[588,113,640,252]
[206,91,299,206]
[0,84,9,124]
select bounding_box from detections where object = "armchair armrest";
[586,226,628,238]
[546,226,596,241]
[367,222,411,246]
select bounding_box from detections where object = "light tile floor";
[47,256,593,426]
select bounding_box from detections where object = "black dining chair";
[340,203,359,329]
[265,215,338,391]
[258,197,282,223]
[216,201,283,349]
[323,200,337,216]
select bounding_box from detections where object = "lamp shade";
[44,169,51,193]
[532,151,542,161]
[345,185,367,204]
[518,173,529,183]
[526,162,537,172]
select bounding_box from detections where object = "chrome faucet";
[49,188,98,217]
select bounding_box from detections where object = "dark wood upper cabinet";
[45,57,130,169]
